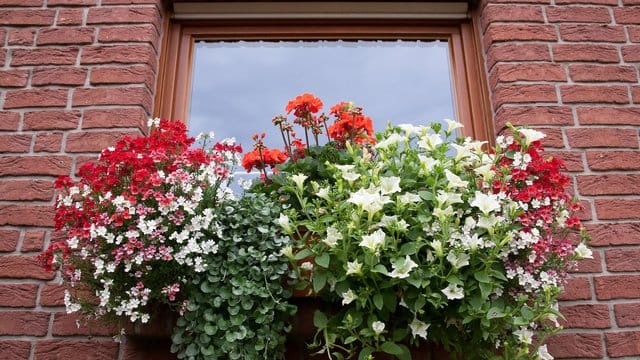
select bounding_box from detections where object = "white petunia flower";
[280,245,294,259]
[346,260,363,276]
[316,187,330,200]
[398,192,421,205]
[372,321,386,335]
[446,251,470,270]
[514,328,534,345]
[376,133,405,149]
[359,229,386,252]
[409,319,430,339]
[444,170,469,189]
[519,128,546,145]
[379,176,401,194]
[291,173,308,190]
[342,289,358,305]
[300,262,314,271]
[537,345,554,360]
[388,255,419,279]
[442,283,465,300]
[574,243,593,259]
[323,226,343,248]
[277,213,291,233]
[444,119,463,133]
[342,171,361,183]
[470,191,501,215]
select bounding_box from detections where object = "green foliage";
[170,194,296,359]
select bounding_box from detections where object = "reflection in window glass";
[188,40,455,151]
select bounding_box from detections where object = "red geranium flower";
[285,93,323,117]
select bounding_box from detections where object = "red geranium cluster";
[241,132,288,173]
[327,101,376,146]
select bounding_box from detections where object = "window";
[156,2,492,142]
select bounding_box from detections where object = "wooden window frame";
[156,3,492,141]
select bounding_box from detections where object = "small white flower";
[397,123,422,135]
[379,176,401,194]
[346,260,363,276]
[446,252,470,270]
[477,214,499,230]
[470,191,501,215]
[341,171,361,183]
[514,328,534,345]
[444,119,463,133]
[519,128,546,145]
[574,243,593,259]
[323,226,343,248]
[388,255,418,279]
[147,117,160,128]
[280,245,294,259]
[300,262,314,271]
[66,236,79,249]
[417,133,443,151]
[376,133,405,149]
[442,283,465,300]
[291,173,308,190]
[409,319,430,339]
[537,345,554,360]
[398,192,421,205]
[277,213,291,233]
[64,290,81,313]
[342,289,358,305]
[359,229,386,252]
[316,187,330,200]
[444,170,468,189]
[372,321,386,335]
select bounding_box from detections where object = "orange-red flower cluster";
[285,93,323,117]
[327,102,376,146]
[241,147,288,173]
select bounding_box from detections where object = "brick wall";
[480,0,640,358]
[0,0,164,358]
[1,0,639,359]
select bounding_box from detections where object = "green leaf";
[418,191,434,201]
[520,306,534,321]
[312,271,327,293]
[479,282,492,299]
[358,347,375,360]
[315,253,330,268]
[200,282,214,294]
[294,248,313,260]
[313,310,328,329]
[474,271,490,283]
[487,307,505,319]
[371,264,388,274]
[204,324,217,336]
[381,341,403,355]
[396,344,411,360]
[373,294,384,311]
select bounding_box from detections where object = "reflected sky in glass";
[188,40,455,150]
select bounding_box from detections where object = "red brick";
[34,132,63,153]
[97,25,158,46]
[0,229,20,252]
[4,89,68,109]
[634,86,640,103]
[102,0,164,3]
[495,106,573,129]
[0,0,42,5]
[586,223,640,246]
[23,110,80,131]
[578,174,640,196]
[614,7,640,24]
[52,312,118,336]
[570,64,637,83]
[0,134,31,153]
[630,26,640,42]
[480,5,544,31]
[56,9,83,26]
[37,27,94,45]
[32,67,87,86]
[487,44,551,69]
[83,107,147,129]
[546,6,611,23]
[492,84,557,109]
[0,112,20,131]
[556,0,617,3]
[0,70,29,87]
[0,284,38,307]
[0,179,53,201]
[7,29,35,46]
[561,85,629,104]
[0,255,55,279]
[74,155,98,175]
[553,44,619,62]
[587,150,640,170]
[576,199,593,221]
[605,331,640,357]
[87,6,160,29]
[606,248,640,272]
[484,24,556,47]
[546,150,584,172]
[567,128,637,148]
[547,333,602,358]
[536,127,564,148]
[622,45,640,62]
[21,230,47,252]
[0,10,55,26]
[0,205,55,227]
[90,65,154,90]
[615,303,640,327]
[596,199,640,220]
[558,276,591,300]
[40,284,65,307]
[624,0,640,4]
[560,24,626,42]
[48,0,96,5]
[490,63,565,87]
[73,87,152,112]
[0,156,71,176]
[559,304,610,329]
[574,252,602,273]
[81,44,156,66]
[11,48,78,66]
[578,107,640,125]
[34,339,119,360]
[66,130,141,152]
[595,275,640,299]
[0,341,31,360]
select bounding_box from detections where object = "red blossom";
[285,93,323,117]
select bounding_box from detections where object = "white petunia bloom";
[359,229,386,252]
[348,187,391,216]
[388,255,419,279]
[300,262,314,271]
[519,128,546,145]
[280,245,294,259]
[574,243,593,259]
[372,321,386,335]
[445,119,464,133]
[316,186,330,200]
[323,226,343,248]
[442,283,465,300]
[398,192,421,205]
[291,173,308,190]
[444,170,469,189]
[470,191,501,215]
[277,213,292,233]
[346,260,363,276]
[477,214,499,230]
[342,171,361,183]
[417,133,443,151]
[537,345,554,360]
[342,289,358,305]
[379,176,402,194]
[514,328,534,345]
[436,190,463,206]
[376,133,405,149]
[409,319,430,339]
[446,251,470,270]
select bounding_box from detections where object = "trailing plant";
[170,193,296,359]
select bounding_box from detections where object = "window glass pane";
[188,40,455,149]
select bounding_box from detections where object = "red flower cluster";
[241,147,288,172]
[327,101,376,146]
[285,93,323,117]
